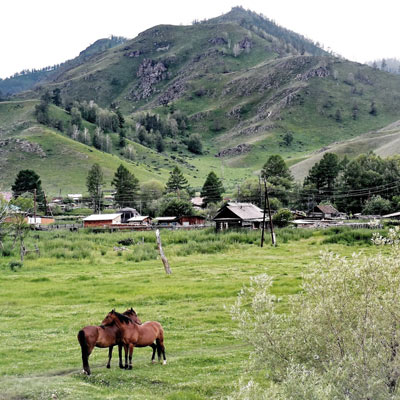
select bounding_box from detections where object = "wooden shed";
[177,215,206,226]
[213,202,267,231]
[83,213,121,228]
[308,204,340,219]
[128,216,152,226]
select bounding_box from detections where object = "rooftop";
[83,213,121,221]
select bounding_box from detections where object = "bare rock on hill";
[215,143,251,157]
[300,66,330,81]
[129,59,168,100]
[208,37,228,45]
[238,37,253,50]
[0,138,46,158]
[124,50,142,58]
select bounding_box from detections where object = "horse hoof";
[119,365,124,369]
[83,369,91,375]
[106,365,110,369]
[128,366,132,370]
[152,360,157,364]
[163,361,167,365]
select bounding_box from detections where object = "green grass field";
[0,227,381,399]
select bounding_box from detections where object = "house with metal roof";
[308,204,342,219]
[83,213,121,228]
[128,215,152,226]
[213,202,267,231]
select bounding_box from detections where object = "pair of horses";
[77,308,166,375]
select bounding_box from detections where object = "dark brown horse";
[102,310,166,369]
[77,308,141,375]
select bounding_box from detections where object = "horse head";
[101,310,116,326]
[124,308,142,325]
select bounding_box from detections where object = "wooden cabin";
[128,216,152,226]
[83,213,121,228]
[213,202,267,231]
[177,215,206,226]
[308,204,341,219]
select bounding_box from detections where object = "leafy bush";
[231,228,400,399]
[9,261,22,271]
[272,208,293,227]
[362,195,392,215]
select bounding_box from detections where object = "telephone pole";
[33,189,37,224]
[261,177,276,247]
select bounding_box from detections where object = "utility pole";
[44,192,53,217]
[33,189,37,224]
[261,177,276,247]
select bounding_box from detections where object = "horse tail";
[77,330,91,375]
[156,324,166,363]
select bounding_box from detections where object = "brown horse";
[77,308,141,375]
[102,309,166,369]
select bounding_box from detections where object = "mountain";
[3,7,400,195]
[0,36,127,96]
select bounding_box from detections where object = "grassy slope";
[0,101,176,195]
[9,14,400,190]
[0,228,378,399]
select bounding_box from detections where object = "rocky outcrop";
[189,111,211,121]
[238,37,253,50]
[208,37,228,45]
[157,79,186,105]
[130,58,168,100]
[299,66,330,81]
[215,143,251,157]
[124,50,142,58]
[227,106,243,120]
[0,138,46,158]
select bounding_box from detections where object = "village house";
[128,215,152,226]
[153,215,206,227]
[213,202,267,231]
[153,216,179,227]
[308,204,341,219]
[83,213,121,228]
[5,213,55,226]
[191,197,205,209]
[119,207,140,223]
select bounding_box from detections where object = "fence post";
[155,229,172,274]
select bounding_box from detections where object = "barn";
[308,204,341,219]
[128,216,152,226]
[213,202,267,231]
[83,213,121,228]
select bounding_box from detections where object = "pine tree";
[86,164,104,212]
[166,167,188,193]
[112,164,139,208]
[11,169,46,211]
[201,171,224,206]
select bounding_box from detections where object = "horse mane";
[114,311,133,324]
[123,309,142,325]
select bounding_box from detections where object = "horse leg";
[118,344,124,369]
[106,346,113,368]
[150,343,157,363]
[157,336,167,365]
[124,344,129,369]
[78,330,91,375]
[128,343,134,370]
[156,339,162,362]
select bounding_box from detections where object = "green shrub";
[9,261,22,271]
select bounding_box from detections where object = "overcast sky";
[1,0,399,79]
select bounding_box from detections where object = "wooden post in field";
[156,229,172,274]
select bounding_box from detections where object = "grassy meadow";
[0,227,381,399]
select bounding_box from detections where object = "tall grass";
[321,227,386,246]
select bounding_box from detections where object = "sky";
[1,0,400,79]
